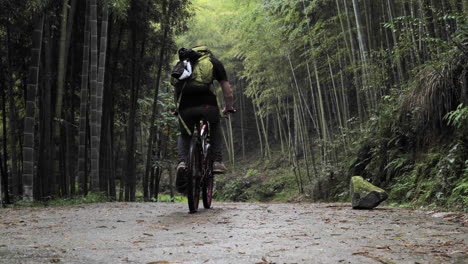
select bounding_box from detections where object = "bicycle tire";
[187,137,201,213]
[202,160,214,209]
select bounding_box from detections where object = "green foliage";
[6,193,111,208]
[215,155,298,202]
[445,104,468,130]
[109,0,130,19]
[215,176,253,202]
[156,194,187,203]
[353,108,468,210]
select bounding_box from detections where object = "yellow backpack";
[189,46,214,88]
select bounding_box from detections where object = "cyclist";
[171,46,235,192]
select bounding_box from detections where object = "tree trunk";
[0,154,3,205]
[6,24,20,199]
[144,0,169,201]
[78,0,90,195]
[239,80,246,160]
[56,0,70,112]
[252,99,264,158]
[351,0,368,65]
[386,0,404,83]
[38,14,53,199]
[1,82,10,204]
[151,136,162,200]
[64,0,77,79]
[89,0,99,192]
[22,15,45,201]
[313,62,329,144]
[52,0,71,197]
[334,0,353,63]
[97,0,109,192]
[342,0,358,64]
[105,18,123,199]
[125,0,149,201]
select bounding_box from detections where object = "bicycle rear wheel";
[187,137,201,213]
[202,161,214,209]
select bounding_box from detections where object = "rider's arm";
[210,57,234,113]
[220,80,234,113]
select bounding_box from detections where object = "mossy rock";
[350,176,388,209]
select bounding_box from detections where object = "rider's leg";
[177,132,191,166]
[200,105,227,173]
[176,108,198,193]
[178,105,226,172]
[177,106,201,164]
[210,119,222,162]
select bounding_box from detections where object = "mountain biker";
[172,46,235,191]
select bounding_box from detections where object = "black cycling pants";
[177,104,222,162]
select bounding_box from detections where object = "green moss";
[351,176,386,195]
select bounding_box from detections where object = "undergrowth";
[215,154,301,202]
[4,192,111,208]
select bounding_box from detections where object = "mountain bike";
[185,112,235,213]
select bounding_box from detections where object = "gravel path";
[0,202,466,264]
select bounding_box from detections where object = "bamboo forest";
[0,0,466,211]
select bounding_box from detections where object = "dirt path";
[0,202,466,264]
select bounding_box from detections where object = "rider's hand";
[222,107,236,115]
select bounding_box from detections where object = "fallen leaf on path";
[376,246,391,250]
[133,241,145,244]
[136,220,145,223]
[271,248,287,252]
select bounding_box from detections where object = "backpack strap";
[176,82,193,136]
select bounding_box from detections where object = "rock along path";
[0,202,467,264]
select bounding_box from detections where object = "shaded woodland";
[0,0,191,202]
[1,0,467,208]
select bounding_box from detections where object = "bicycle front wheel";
[187,137,201,213]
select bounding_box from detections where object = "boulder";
[350,176,388,209]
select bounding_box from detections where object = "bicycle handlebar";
[223,109,237,114]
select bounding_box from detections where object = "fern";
[445,104,468,129]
